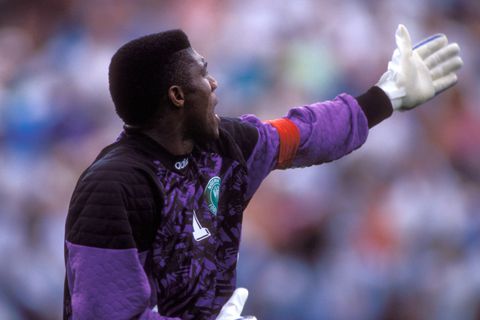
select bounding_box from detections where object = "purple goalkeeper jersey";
[64,87,392,319]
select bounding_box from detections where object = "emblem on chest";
[203,176,221,215]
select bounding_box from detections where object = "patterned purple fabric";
[149,149,248,319]
[65,93,371,319]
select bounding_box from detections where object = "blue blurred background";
[0,0,479,319]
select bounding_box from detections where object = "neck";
[139,116,194,156]
[145,130,194,155]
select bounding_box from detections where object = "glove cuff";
[376,69,406,110]
[355,86,393,128]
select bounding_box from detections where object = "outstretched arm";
[241,25,462,199]
[242,87,390,199]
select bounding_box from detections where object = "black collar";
[121,126,194,173]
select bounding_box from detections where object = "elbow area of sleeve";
[355,86,393,128]
[65,241,152,319]
[266,118,300,169]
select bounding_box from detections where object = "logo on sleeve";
[204,176,221,215]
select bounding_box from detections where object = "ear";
[168,85,185,108]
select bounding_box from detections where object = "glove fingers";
[424,43,460,69]
[217,288,249,318]
[430,56,463,80]
[395,24,413,56]
[413,34,448,59]
[433,73,458,94]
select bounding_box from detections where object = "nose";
[209,75,218,92]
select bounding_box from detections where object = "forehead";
[182,48,205,67]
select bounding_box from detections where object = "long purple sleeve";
[66,243,181,320]
[64,171,182,320]
[65,242,178,320]
[287,93,369,167]
[242,87,392,198]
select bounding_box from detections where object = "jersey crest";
[204,176,221,215]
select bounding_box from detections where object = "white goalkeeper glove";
[377,24,463,111]
[216,288,257,320]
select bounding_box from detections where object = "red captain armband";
[266,118,301,169]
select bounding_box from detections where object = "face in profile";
[179,48,220,143]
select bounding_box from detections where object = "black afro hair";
[108,29,191,126]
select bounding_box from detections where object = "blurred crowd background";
[0,0,479,319]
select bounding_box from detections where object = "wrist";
[376,75,405,110]
[355,86,393,127]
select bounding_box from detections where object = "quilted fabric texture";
[66,144,161,251]
[66,241,152,319]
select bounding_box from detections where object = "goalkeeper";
[63,25,462,319]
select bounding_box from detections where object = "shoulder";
[220,116,258,139]
[73,141,161,210]
[217,117,259,162]
[82,139,158,184]
[66,142,161,250]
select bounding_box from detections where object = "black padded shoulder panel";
[217,117,259,164]
[66,144,161,251]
